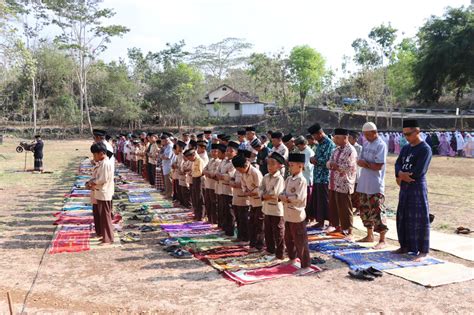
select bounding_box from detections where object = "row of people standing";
[111,119,433,262]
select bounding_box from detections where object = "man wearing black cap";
[214,144,227,227]
[308,123,336,228]
[32,134,44,172]
[394,119,432,261]
[230,154,250,242]
[93,129,114,164]
[326,128,357,239]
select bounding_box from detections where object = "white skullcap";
[362,122,377,132]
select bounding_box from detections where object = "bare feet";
[357,236,374,243]
[373,241,386,250]
[295,267,313,276]
[285,259,298,265]
[324,226,336,233]
[99,242,114,246]
[344,234,354,241]
[413,253,428,262]
[392,247,408,254]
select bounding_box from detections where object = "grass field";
[0,136,472,313]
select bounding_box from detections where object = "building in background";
[204,84,265,117]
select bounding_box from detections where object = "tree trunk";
[32,76,37,135]
[299,92,305,128]
[84,71,93,135]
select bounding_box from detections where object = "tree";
[287,45,326,127]
[414,6,474,102]
[387,38,417,105]
[145,63,204,128]
[46,0,129,134]
[190,37,252,88]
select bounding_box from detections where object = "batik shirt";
[328,144,357,194]
[313,136,336,184]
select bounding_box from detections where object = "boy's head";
[288,153,305,175]
[348,131,359,145]
[245,126,256,141]
[282,133,294,150]
[237,130,246,143]
[294,136,307,151]
[183,148,196,161]
[176,140,186,154]
[210,143,219,159]
[217,144,227,159]
[267,152,285,174]
[90,142,107,162]
[271,131,283,147]
[197,140,207,153]
[232,154,249,174]
[226,141,239,159]
[251,138,262,152]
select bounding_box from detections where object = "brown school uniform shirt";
[217,158,234,196]
[192,154,205,178]
[91,157,115,201]
[148,143,159,165]
[259,171,285,216]
[204,157,220,190]
[281,172,307,223]
[241,165,263,208]
[232,171,249,206]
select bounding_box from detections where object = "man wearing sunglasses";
[394,119,433,262]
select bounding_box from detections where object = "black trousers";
[249,206,264,249]
[222,195,234,236]
[147,163,156,186]
[234,205,250,241]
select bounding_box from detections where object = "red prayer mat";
[224,262,322,285]
[49,230,91,254]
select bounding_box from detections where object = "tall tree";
[414,6,474,102]
[190,37,252,88]
[46,0,129,134]
[288,45,326,127]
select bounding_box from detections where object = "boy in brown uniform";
[279,153,312,275]
[259,152,286,259]
[217,141,239,236]
[203,144,221,224]
[185,148,205,221]
[236,151,264,252]
[230,150,251,242]
[87,142,115,245]
[214,144,227,228]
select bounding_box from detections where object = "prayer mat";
[167,228,223,238]
[178,235,230,245]
[224,262,322,285]
[54,211,92,217]
[193,245,250,261]
[49,230,91,254]
[161,222,213,231]
[333,250,444,270]
[54,215,94,225]
[308,232,345,242]
[152,207,191,214]
[384,262,474,287]
[209,252,287,272]
[63,205,92,211]
[308,239,366,254]
[128,193,153,203]
[65,193,91,198]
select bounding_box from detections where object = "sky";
[101,0,470,74]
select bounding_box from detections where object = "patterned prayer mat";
[333,250,444,270]
[308,239,366,254]
[223,262,322,285]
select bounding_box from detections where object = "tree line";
[0,1,472,134]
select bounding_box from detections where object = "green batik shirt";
[313,136,336,184]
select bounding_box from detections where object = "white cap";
[362,122,377,132]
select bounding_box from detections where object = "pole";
[7,291,14,315]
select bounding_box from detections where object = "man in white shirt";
[160,132,175,198]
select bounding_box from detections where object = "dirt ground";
[0,137,473,314]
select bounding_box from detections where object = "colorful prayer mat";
[223,262,322,285]
[128,193,153,203]
[49,230,91,254]
[308,239,366,254]
[333,250,444,270]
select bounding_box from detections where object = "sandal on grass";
[139,225,156,232]
[120,233,141,243]
[159,238,178,246]
[311,257,326,265]
[164,244,181,252]
[456,227,471,234]
[348,269,375,281]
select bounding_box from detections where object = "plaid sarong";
[156,163,165,191]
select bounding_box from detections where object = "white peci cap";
[362,122,377,132]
